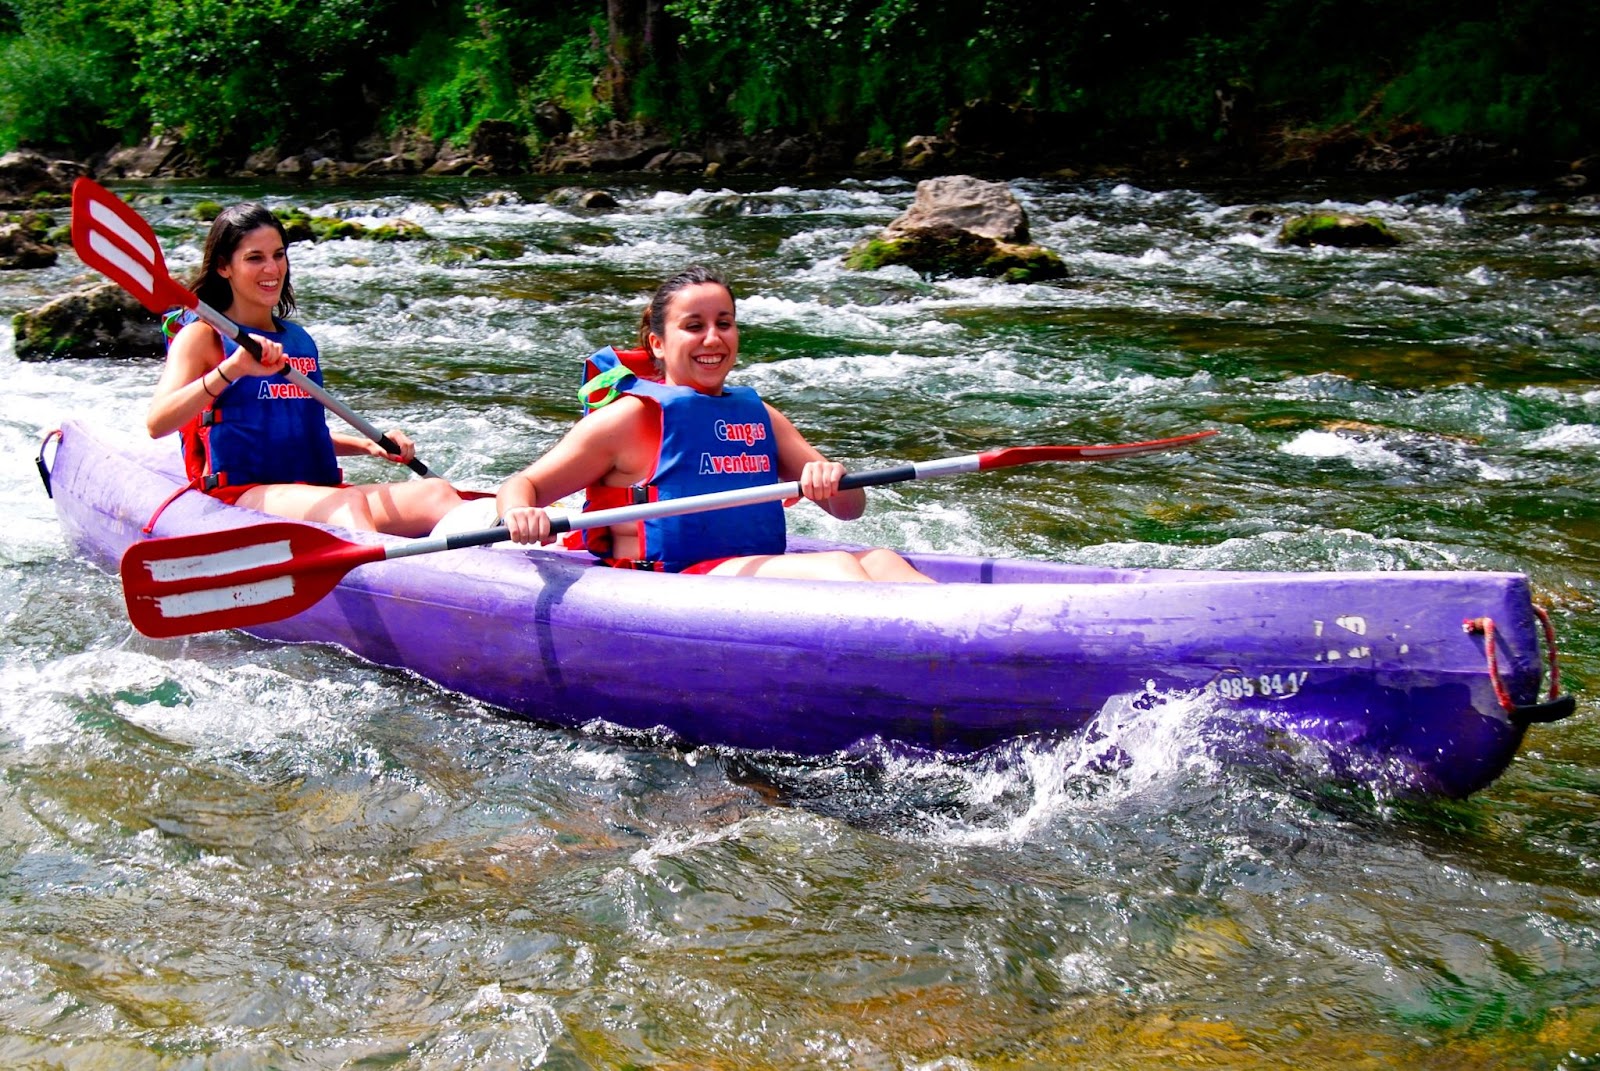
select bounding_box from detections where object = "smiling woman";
[144,202,462,536]
[495,265,934,581]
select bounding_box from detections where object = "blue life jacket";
[573,346,787,571]
[169,312,341,490]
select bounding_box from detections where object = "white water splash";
[1279,429,1405,470]
[891,691,1226,847]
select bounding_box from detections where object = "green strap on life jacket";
[161,309,187,342]
[578,363,635,409]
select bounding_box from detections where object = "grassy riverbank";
[2,0,1597,181]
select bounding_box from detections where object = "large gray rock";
[540,121,672,173]
[884,175,1030,243]
[13,282,164,361]
[101,137,189,179]
[0,150,81,206]
[847,175,1065,283]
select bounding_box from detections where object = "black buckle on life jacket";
[200,409,222,427]
[202,474,224,492]
[630,485,650,505]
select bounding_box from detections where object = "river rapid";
[1,173,1597,1068]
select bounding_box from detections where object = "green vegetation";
[1,0,1596,165]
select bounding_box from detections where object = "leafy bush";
[383,3,604,147]
[0,34,116,150]
[124,0,398,165]
[0,0,136,152]
[1381,19,1589,152]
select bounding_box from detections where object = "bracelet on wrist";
[215,364,234,384]
[201,372,218,399]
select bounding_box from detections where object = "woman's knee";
[855,548,935,583]
[327,487,378,530]
[811,550,874,580]
[427,478,465,511]
[405,478,462,521]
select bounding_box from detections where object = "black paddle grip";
[840,465,917,489]
[443,526,516,551]
[229,330,264,359]
[378,439,432,477]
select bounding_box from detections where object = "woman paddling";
[497,266,934,581]
[146,203,461,536]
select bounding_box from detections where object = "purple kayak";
[42,418,1574,798]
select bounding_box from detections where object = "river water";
[1,174,1596,1068]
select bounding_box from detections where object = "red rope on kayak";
[1463,607,1563,713]
[141,476,202,536]
[1534,605,1562,698]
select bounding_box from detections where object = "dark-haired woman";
[146,203,460,535]
[496,266,933,582]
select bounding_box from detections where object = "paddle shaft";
[382,435,1215,561]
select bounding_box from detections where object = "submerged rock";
[545,187,619,210]
[274,207,430,243]
[1279,212,1400,248]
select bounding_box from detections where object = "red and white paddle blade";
[120,522,383,638]
[70,177,195,315]
[980,429,1217,469]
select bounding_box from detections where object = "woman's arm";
[146,322,285,439]
[766,403,866,521]
[497,398,648,543]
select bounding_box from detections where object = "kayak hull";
[44,419,1572,797]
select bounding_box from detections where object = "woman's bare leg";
[358,478,464,537]
[706,549,935,582]
[235,478,463,536]
[236,484,378,530]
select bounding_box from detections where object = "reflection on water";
[1,174,1597,1066]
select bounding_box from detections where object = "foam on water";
[0,647,396,763]
[1279,429,1407,470]
[916,693,1229,847]
[1072,528,1468,573]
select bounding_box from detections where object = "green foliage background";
[1,0,1595,165]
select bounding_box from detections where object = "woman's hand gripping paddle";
[69,177,438,477]
[120,431,1217,637]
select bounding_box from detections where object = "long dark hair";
[187,203,296,318]
[637,265,734,359]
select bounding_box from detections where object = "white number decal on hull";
[1206,671,1311,702]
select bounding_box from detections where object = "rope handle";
[35,427,62,499]
[1463,606,1563,713]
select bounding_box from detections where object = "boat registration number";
[1206,671,1310,702]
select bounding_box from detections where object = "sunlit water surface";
[1,174,1597,1068]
